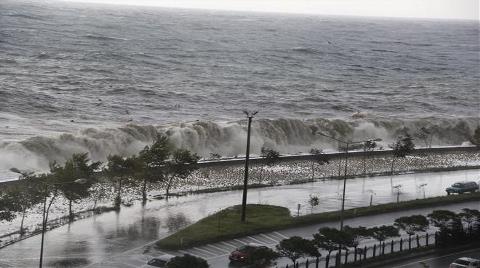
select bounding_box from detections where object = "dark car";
[446,181,479,195]
[229,243,267,263]
[146,254,175,267]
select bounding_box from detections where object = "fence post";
[354,247,357,262]
[382,242,385,255]
[306,259,309,268]
[325,254,330,268]
[286,264,289,268]
[400,238,403,251]
[344,249,348,264]
[373,244,376,258]
[426,233,429,246]
[363,246,367,260]
[316,256,319,268]
[390,240,394,253]
[416,234,420,248]
[408,235,412,250]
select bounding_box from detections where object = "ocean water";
[0,0,479,181]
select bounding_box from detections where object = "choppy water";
[0,0,479,180]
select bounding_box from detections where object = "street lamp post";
[38,178,87,268]
[315,132,381,266]
[241,111,258,223]
[418,183,427,199]
[10,169,89,268]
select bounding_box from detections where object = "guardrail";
[197,146,479,168]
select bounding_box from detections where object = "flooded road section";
[0,169,479,267]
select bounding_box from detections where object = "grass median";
[155,192,480,250]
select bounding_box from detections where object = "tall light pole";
[38,178,87,268]
[316,132,381,230]
[315,132,381,266]
[241,110,258,223]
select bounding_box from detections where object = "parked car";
[450,257,480,268]
[229,243,268,263]
[446,181,479,195]
[146,254,176,267]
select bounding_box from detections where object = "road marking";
[274,231,289,239]
[234,238,248,245]
[221,241,238,249]
[205,244,229,253]
[247,236,266,245]
[193,247,218,256]
[260,233,280,244]
[187,250,210,258]
[205,253,230,261]
[179,249,198,257]
[390,248,480,268]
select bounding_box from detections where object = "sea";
[0,0,479,181]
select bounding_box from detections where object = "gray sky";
[62,0,479,20]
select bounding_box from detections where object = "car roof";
[152,254,176,261]
[456,257,480,262]
[453,181,477,185]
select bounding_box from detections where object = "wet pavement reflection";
[0,169,478,267]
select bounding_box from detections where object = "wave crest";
[0,117,477,176]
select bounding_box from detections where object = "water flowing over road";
[0,169,479,267]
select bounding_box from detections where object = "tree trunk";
[311,162,315,180]
[142,177,148,206]
[115,178,122,209]
[68,199,73,221]
[45,194,57,224]
[338,158,342,177]
[20,207,26,235]
[391,156,395,175]
[165,176,174,201]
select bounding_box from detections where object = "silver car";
[146,254,176,267]
[450,257,480,268]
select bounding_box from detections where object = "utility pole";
[241,110,257,223]
[315,132,381,267]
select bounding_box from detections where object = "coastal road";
[386,248,480,268]
[172,201,480,268]
[0,169,478,267]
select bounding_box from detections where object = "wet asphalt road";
[0,169,478,268]
[387,248,480,268]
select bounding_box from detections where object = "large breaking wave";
[0,116,477,180]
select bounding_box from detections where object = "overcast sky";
[61,0,479,20]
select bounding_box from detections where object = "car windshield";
[237,245,254,252]
[454,259,471,265]
[148,259,167,267]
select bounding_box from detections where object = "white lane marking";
[116,261,138,268]
[390,248,480,268]
[260,233,280,244]
[193,246,218,256]
[248,236,267,245]
[205,244,229,254]
[234,239,248,245]
[205,253,230,261]
[179,249,198,257]
[221,241,238,249]
[274,231,289,239]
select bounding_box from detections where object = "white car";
[146,254,176,267]
[450,257,480,268]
